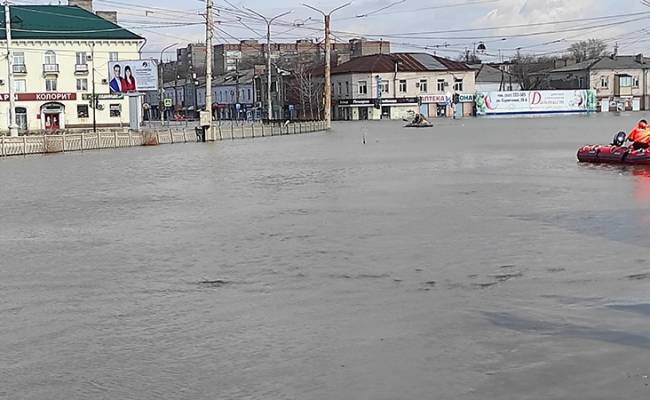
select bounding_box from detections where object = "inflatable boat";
[404,122,433,128]
[577,131,650,165]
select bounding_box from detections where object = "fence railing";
[0,121,328,157]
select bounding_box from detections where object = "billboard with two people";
[108,60,158,93]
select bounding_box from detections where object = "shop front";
[336,97,418,120]
[420,94,475,118]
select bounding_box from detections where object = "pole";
[303,3,350,129]
[205,0,214,140]
[244,8,292,121]
[324,14,331,127]
[235,58,239,120]
[91,42,96,133]
[266,23,272,120]
[4,1,17,136]
[159,43,177,126]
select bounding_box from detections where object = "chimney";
[68,0,93,12]
[636,53,645,64]
[96,11,117,23]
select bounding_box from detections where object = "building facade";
[546,54,650,111]
[331,53,475,120]
[0,3,143,133]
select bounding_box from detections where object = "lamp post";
[159,43,177,125]
[244,8,292,121]
[303,2,351,129]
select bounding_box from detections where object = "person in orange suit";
[627,119,649,150]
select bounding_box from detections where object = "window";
[44,50,56,65]
[109,104,121,117]
[620,76,633,87]
[338,82,342,95]
[45,78,57,92]
[453,78,463,91]
[578,77,585,88]
[399,79,407,93]
[247,88,251,101]
[437,79,446,92]
[76,78,88,91]
[380,80,389,94]
[109,52,118,62]
[76,52,87,65]
[13,52,24,66]
[634,76,640,88]
[358,80,367,94]
[14,79,26,92]
[15,107,27,130]
[600,76,609,88]
[77,104,89,118]
[346,81,350,95]
[271,82,277,93]
[419,79,428,93]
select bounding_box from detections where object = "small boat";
[577,131,650,165]
[404,122,433,128]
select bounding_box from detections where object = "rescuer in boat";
[411,113,430,126]
[627,119,650,150]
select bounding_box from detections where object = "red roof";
[332,53,470,75]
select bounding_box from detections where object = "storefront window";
[77,104,89,118]
[15,107,27,130]
[110,104,121,117]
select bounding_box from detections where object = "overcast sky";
[59,1,650,60]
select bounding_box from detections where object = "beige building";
[331,53,475,120]
[0,2,143,134]
[547,54,650,111]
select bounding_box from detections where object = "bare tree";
[567,39,607,62]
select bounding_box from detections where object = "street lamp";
[303,2,351,128]
[244,8,292,121]
[159,43,178,125]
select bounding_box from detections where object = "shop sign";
[458,94,474,103]
[338,97,418,106]
[420,94,448,104]
[475,90,597,115]
[0,92,77,101]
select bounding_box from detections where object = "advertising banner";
[108,59,158,93]
[475,90,596,115]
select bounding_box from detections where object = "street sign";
[164,98,172,107]
[82,93,124,100]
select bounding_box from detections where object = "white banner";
[475,90,597,115]
[108,59,158,93]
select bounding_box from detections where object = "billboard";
[475,90,596,115]
[108,59,158,93]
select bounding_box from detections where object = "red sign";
[0,93,77,101]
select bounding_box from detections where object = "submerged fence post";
[23,136,27,154]
[1,135,4,157]
[62,133,66,152]
[114,131,118,148]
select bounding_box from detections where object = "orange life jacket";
[629,127,648,142]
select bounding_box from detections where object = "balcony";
[42,64,59,74]
[12,64,26,74]
[75,64,89,74]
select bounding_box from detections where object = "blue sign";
[235,103,241,110]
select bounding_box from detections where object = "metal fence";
[0,121,327,157]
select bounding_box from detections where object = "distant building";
[469,64,521,92]
[546,54,650,111]
[0,2,143,132]
[331,53,475,120]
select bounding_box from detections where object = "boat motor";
[612,131,627,147]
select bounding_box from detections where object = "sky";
[16,0,650,61]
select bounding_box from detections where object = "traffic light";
[453,93,460,104]
[374,99,381,109]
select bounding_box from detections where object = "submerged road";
[2,114,650,399]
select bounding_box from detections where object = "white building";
[331,53,476,120]
[0,2,144,133]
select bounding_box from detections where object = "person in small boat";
[411,113,429,126]
[627,119,649,149]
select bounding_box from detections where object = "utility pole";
[235,58,240,120]
[245,8,292,121]
[159,43,177,126]
[91,42,96,132]
[205,0,214,140]
[303,2,351,129]
[4,0,17,136]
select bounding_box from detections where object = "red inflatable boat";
[577,131,650,165]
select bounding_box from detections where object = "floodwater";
[2,114,650,399]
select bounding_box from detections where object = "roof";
[470,64,513,83]
[332,53,470,75]
[549,55,650,73]
[0,5,142,40]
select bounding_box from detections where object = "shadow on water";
[482,311,650,349]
